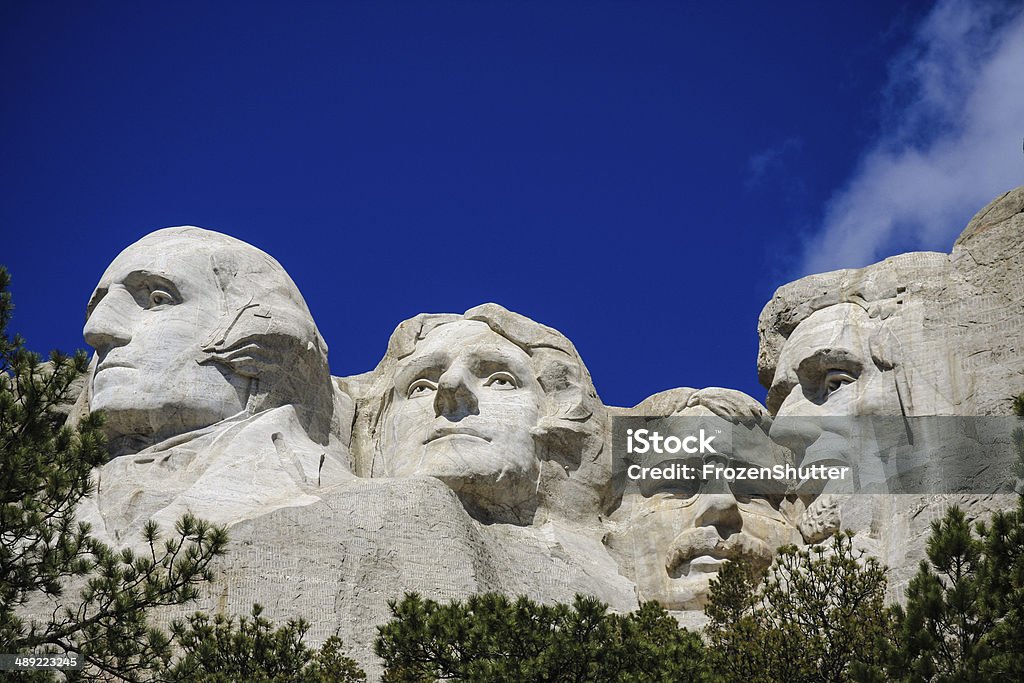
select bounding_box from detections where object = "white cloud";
[800,0,1024,276]
[746,137,802,190]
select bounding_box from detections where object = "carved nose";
[693,493,743,539]
[433,365,478,420]
[83,289,133,352]
[769,405,823,457]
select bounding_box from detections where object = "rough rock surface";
[56,187,1024,678]
[171,478,636,679]
[756,186,1024,603]
[348,303,612,528]
[759,186,1024,417]
[74,226,353,540]
[605,387,801,630]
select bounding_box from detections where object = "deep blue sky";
[2,1,1003,408]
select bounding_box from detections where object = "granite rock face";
[759,186,1024,418]
[63,187,1024,677]
[756,186,1024,603]
[949,187,1024,415]
[74,227,353,544]
[173,478,636,678]
[605,387,802,630]
[72,231,632,677]
[348,303,611,528]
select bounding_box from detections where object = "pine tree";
[375,592,708,682]
[871,394,1024,682]
[973,487,1024,680]
[704,532,894,683]
[959,394,1024,680]
[0,265,228,680]
[889,507,991,682]
[164,603,366,682]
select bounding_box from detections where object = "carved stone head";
[609,387,800,612]
[767,302,904,418]
[356,303,607,525]
[759,251,959,421]
[757,252,965,492]
[84,227,334,453]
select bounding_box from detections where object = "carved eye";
[407,378,437,398]
[148,289,175,307]
[484,372,518,390]
[824,369,858,396]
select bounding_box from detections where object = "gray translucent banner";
[611,415,1023,496]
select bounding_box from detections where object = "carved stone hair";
[138,227,335,444]
[354,302,612,521]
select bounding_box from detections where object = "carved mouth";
[95,360,136,373]
[423,426,492,445]
[669,552,733,578]
[666,544,734,576]
[665,530,771,579]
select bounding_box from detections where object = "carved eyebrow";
[122,271,182,299]
[768,346,864,412]
[116,271,183,310]
[393,350,449,391]
[794,347,863,379]
[465,350,532,378]
[85,270,184,320]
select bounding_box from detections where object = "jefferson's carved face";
[84,236,247,444]
[381,320,543,515]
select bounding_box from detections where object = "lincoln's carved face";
[84,235,248,445]
[768,304,900,418]
[380,320,543,518]
[767,304,904,491]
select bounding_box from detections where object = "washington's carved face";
[627,486,798,611]
[84,236,247,445]
[381,320,543,516]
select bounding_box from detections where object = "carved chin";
[424,459,541,525]
[435,463,537,501]
[92,394,241,446]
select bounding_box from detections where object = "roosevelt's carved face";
[381,320,543,518]
[84,236,248,446]
[622,407,799,611]
[627,486,798,611]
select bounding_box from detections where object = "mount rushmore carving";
[68,187,1024,673]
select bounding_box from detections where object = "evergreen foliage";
[375,592,708,682]
[884,507,991,681]
[868,393,1024,682]
[704,532,894,683]
[0,266,228,680]
[165,603,366,682]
